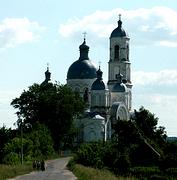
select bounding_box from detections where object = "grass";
[70,164,137,180]
[0,162,33,180]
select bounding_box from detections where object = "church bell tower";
[108,15,132,110]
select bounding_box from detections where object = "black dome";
[112,83,126,92]
[91,80,105,90]
[67,59,97,79]
[112,72,127,92]
[110,19,127,38]
[67,39,97,79]
[91,67,105,90]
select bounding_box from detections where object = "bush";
[158,155,177,170]
[113,155,131,175]
[165,168,177,177]
[75,142,105,169]
[130,167,161,178]
[67,157,76,170]
[3,152,20,165]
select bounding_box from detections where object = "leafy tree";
[133,106,158,138]
[133,107,166,140]
[3,123,54,164]
[0,126,17,163]
[27,123,54,158]
[11,83,84,149]
[111,107,167,166]
[3,137,33,164]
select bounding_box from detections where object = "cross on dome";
[119,14,121,21]
[47,62,49,71]
[98,61,101,69]
[83,32,87,41]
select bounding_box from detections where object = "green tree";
[0,126,17,163]
[3,137,33,164]
[111,107,167,166]
[11,83,84,150]
[27,123,54,158]
[3,123,54,164]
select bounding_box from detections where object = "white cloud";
[132,69,177,86]
[0,18,45,49]
[58,7,177,47]
[133,93,177,136]
[158,40,177,47]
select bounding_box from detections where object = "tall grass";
[0,163,32,180]
[70,164,136,180]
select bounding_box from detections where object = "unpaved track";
[8,157,77,180]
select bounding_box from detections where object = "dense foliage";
[0,82,84,165]
[0,126,17,163]
[72,107,177,178]
[11,83,84,150]
[2,123,54,165]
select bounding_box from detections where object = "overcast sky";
[0,0,177,136]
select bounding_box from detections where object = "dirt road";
[9,157,77,180]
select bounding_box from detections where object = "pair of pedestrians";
[33,160,46,171]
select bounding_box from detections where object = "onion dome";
[110,15,127,38]
[67,39,97,79]
[91,66,105,90]
[112,72,127,92]
[41,65,51,86]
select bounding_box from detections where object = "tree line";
[0,82,84,164]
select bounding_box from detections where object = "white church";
[66,16,133,143]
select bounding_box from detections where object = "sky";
[0,0,177,136]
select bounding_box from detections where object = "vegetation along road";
[8,157,76,180]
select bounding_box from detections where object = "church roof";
[110,15,127,38]
[67,39,97,79]
[41,65,51,86]
[112,73,127,92]
[91,66,105,90]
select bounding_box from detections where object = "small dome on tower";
[110,15,127,38]
[112,73,127,92]
[91,66,105,90]
[79,38,89,50]
[41,65,52,86]
[67,38,97,79]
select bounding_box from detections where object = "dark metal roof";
[67,39,97,79]
[91,79,105,90]
[112,83,127,92]
[67,59,97,79]
[110,27,127,38]
[110,19,127,38]
[91,66,105,90]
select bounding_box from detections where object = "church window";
[127,44,129,60]
[83,88,89,103]
[114,45,119,60]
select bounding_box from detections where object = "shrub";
[3,152,20,165]
[130,167,161,178]
[165,168,177,177]
[113,155,131,175]
[75,142,104,169]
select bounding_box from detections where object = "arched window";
[83,87,89,103]
[114,45,119,60]
[127,44,129,60]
